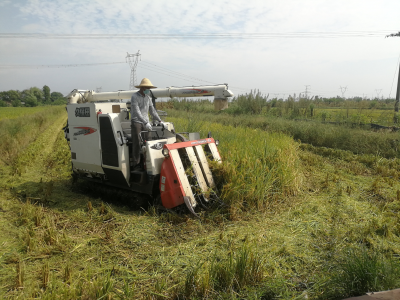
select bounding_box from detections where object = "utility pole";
[304,85,310,99]
[385,32,400,114]
[340,86,348,98]
[395,64,400,112]
[126,50,141,90]
[375,89,382,99]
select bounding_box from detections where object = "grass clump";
[322,247,400,299]
[173,243,264,299]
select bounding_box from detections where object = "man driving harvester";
[130,78,164,171]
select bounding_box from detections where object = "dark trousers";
[131,121,150,166]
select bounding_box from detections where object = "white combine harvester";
[64,84,233,216]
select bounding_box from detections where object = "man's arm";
[149,103,162,123]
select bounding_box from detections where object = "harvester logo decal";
[182,89,211,95]
[75,107,90,117]
[73,127,97,136]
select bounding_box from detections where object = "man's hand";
[145,123,152,131]
[159,121,166,128]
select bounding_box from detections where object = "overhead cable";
[140,60,216,84]
[0,31,397,39]
[140,60,252,92]
[0,61,125,69]
[137,64,216,86]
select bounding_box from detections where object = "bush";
[12,99,21,107]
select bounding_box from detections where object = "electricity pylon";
[126,51,141,90]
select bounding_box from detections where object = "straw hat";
[135,78,157,89]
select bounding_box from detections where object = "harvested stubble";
[0,106,66,168]
[1,111,400,299]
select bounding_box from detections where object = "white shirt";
[130,91,161,124]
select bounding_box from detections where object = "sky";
[0,0,400,99]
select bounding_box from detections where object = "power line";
[137,64,219,86]
[0,61,125,69]
[0,58,377,97]
[140,60,257,93]
[0,31,396,39]
[140,60,217,85]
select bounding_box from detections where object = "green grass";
[174,243,264,299]
[0,106,60,121]
[1,109,400,299]
[160,94,398,126]
[165,109,400,159]
[324,247,400,299]
[0,106,66,170]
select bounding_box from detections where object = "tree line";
[0,85,66,107]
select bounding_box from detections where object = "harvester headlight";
[215,139,220,146]
[162,148,169,157]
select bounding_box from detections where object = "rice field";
[1,106,400,299]
[0,107,57,121]
[166,109,400,159]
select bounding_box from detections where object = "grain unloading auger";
[64,84,233,216]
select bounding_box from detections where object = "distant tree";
[43,85,51,104]
[30,87,43,104]
[50,91,64,102]
[22,89,39,107]
[0,99,7,107]
[24,94,38,107]
[0,90,20,104]
[12,99,21,107]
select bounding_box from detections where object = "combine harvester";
[64,84,233,216]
